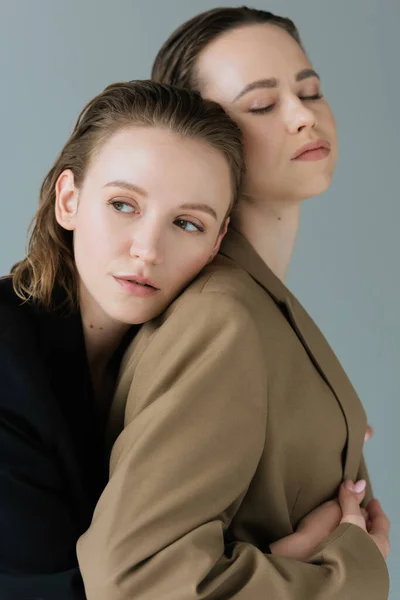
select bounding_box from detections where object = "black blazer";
[0,277,107,599]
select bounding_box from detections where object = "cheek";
[321,108,338,163]
[242,118,283,166]
[74,207,122,270]
[167,244,213,293]
[319,104,337,137]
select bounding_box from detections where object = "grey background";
[1,0,398,592]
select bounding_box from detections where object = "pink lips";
[292,139,331,161]
[113,274,160,298]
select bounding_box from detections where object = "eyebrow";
[103,180,147,196]
[179,203,217,220]
[233,68,320,102]
[103,184,217,219]
[296,68,320,82]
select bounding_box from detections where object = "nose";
[129,221,164,265]
[283,95,316,134]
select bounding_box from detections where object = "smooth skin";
[55,126,232,412]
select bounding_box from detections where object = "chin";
[108,309,148,326]
[299,172,334,200]
[117,304,168,326]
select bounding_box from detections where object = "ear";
[207,216,230,264]
[55,169,79,231]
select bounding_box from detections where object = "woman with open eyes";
[77,7,390,600]
[0,79,246,599]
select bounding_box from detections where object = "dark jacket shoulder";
[0,276,102,599]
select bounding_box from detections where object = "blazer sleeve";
[77,292,389,600]
[0,338,86,599]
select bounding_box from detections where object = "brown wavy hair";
[152,6,303,91]
[11,80,244,312]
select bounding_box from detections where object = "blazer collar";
[219,228,290,306]
[219,228,366,481]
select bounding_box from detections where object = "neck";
[82,318,127,377]
[79,287,130,377]
[231,196,301,283]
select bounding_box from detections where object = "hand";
[339,481,390,559]
[364,424,374,443]
[270,481,366,561]
[270,500,341,560]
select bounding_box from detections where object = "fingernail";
[345,480,355,491]
[354,480,366,493]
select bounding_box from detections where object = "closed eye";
[174,218,204,232]
[249,93,323,115]
[249,104,274,115]
[299,93,323,101]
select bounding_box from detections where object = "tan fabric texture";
[77,229,389,599]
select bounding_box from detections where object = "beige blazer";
[78,229,389,599]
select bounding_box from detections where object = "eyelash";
[109,200,205,233]
[109,199,136,213]
[249,94,323,115]
[174,219,205,233]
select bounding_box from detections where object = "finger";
[354,487,366,505]
[367,498,388,522]
[342,479,366,505]
[367,499,390,536]
[361,508,368,521]
[321,500,342,524]
[338,483,366,529]
[353,479,366,494]
[339,482,362,515]
[364,424,374,443]
[321,499,340,509]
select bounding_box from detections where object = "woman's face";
[56,127,232,326]
[196,24,338,204]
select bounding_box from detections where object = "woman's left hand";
[270,480,367,561]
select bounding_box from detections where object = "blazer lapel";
[219,229,366,480]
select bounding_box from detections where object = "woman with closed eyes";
[77,7,390,600]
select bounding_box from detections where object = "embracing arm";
[77,292,389,600]
[0,339,86,599]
